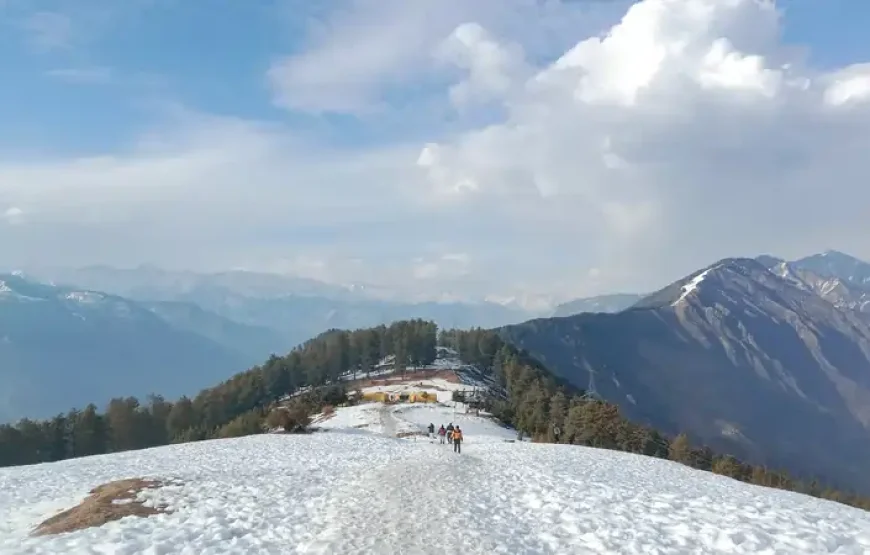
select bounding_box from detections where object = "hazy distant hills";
[0,267,537,420]
[28,265,537,349]
[0,273,246,422]
[551,293,644,317]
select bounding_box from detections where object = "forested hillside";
[2,320,869,511]
[0,320,438,465]
[444,327,870,510]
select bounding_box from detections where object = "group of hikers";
[427,423,463,453]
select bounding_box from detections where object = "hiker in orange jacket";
[452,426,463,454]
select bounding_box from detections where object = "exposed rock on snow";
[31,478,172,537]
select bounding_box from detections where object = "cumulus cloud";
[434,23,528,109]
[267,0,631,114]
[421,0,870,291]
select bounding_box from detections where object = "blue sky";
[4,0,867,153]
[2,0,870,307]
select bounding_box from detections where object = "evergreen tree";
[167,396,196,441]
[72,404,108,457]
[668,433,693,465]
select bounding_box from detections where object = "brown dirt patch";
[32,478,173,537]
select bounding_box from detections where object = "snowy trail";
[300,444,538,555]
[379,405,398,437]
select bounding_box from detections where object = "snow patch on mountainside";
[673,265,719,306]
[63,291,105,304]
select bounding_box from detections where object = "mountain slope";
[770,261,870,316]
[759,251,870,317]
[4,425,870,553]
[27,264,359,302]
[0,274,246,422]
[551,293,643,317]
[142,300,286,362]
[790,250,870,288]
[200,295,530,341]
[501,258,870,492]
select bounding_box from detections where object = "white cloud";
[2,207,24,225]
[823,63,870,106]
[412,252,472,280]
[45,66,113,84]
[267,0,631,114]
[435,22,527,108]
[419,0,870,293]
[0,111,422,269]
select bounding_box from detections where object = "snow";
[390,403,516,443]
[673,266,718,305]
[4,400,870,554]
[63,291,104,304]
[312,403,386,435]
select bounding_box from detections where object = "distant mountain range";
[26,265,538,337]
[551,293,644,317]
[0,274,247,422]
[501,250,870,493]
[0,267,537,421]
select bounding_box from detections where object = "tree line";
[0,319,437,467]
[2,319,869,512]
[441,327,870,512]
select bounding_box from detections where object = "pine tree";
[668,433,693,465]
[711,455,744,478]
[167,396,196,441]
[548,392,568,442]
[73,404,108,456]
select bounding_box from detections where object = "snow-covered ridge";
[3,408,870,553]
[0,273,139,315]
[0,279,46,302]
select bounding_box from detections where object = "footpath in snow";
[3,399,870,554]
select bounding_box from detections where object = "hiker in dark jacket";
[428,423,435,437]
[437,425,446,444]
[446,423,455,444]
[452,426,463,454]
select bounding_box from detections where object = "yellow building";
[360,391,438,403]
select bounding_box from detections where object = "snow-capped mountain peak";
[770,261,870,314]
[792,250,870,287]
